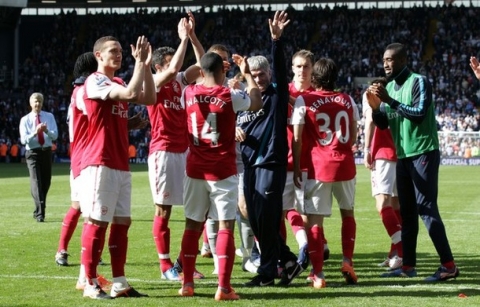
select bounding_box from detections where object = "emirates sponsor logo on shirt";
[164,96,182,110]
[112,103,128,118]
[236,109,265,124]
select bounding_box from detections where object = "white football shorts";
[304,178,356,216]
[371,159,397,197]
[80,165,131,222]
[282,171,306,213]
[148,150,186,205]
[183,175,238,222]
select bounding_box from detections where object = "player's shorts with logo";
[80,165,132,222]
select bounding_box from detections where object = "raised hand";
[366,86,382,111]
[187,10,196,35]
[470,56,480,80]
[130,36,150,63]
[232,54,250,76]
[178,17,189,40]
[268,10,290,40]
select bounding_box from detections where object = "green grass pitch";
[0,163,479,306]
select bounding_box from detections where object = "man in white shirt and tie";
[19,92,58,222]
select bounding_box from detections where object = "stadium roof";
[26,0,370,9]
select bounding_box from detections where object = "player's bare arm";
[350,119,358,147]
[138,42,156,105]
[470,56,480,80]
[183,11,205,84]
[288,95,296,106]
[363,107,374,170]
[269,10,290,40]
[108,36,149,102]
[233,54,262,111]
[153,18,189,88]
[292,123,304,189]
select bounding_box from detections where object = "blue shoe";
[424,266,459,282]
[173,259,183,273]
[161,267,182,281]
[297,243,309,270]
[381,267,417,278]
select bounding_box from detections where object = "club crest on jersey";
[101,206,108,215]
[94,73,110,86]
[172,82,181,94]
[112,103,128,118]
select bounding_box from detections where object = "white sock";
[206,218,218,256]
[112,276,128,289]
[78,264,86,284]
[295,229,308,249]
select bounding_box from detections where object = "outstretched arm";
[108,36,150,103]
[269,11,290,103]
[153,18,189,88]
[184,11,204,84]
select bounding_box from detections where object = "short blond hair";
[30,92,44,103]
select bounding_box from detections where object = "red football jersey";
[292,90,357,182]
[287,82,314,171]
[68,85,88,178]
[362,92,397,162]
[82,73,129,171]
[147,73,188,154]
[182,84,251,180]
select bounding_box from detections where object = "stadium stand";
[0,3,479,162]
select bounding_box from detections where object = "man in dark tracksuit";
[237,11,301,287]
[368,42,459,281]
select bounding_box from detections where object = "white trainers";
[235,247,249,258]
[244,259,259,274]
[83,284,112,300]
[378,258,391,267]
[388,256,403,270]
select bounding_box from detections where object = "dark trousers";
[397,149,454,267]
[26,148,52,219]
[244,165,296,279]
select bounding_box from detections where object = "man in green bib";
[366,43,459,282]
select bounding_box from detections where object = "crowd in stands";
[1,3,480,162]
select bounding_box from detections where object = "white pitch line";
[1,275,478,290]
[0,274,219,285]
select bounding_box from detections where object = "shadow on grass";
[0,162,149,179]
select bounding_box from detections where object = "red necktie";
[36,114,45,146]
